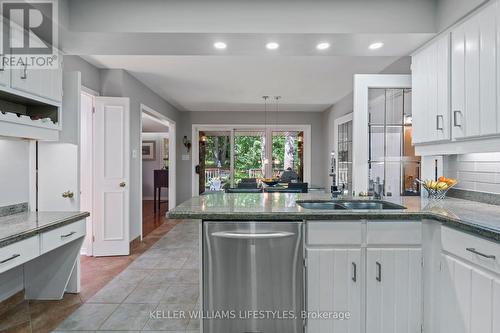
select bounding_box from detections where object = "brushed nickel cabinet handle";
[0,254,20,264]
[119,182,126,187]
[453,110,462,127]
[466,248,496,259]
[436,115,444,130]
[61,231,76,238]
[376,261,382,282]
[352,262,357,282]
[20,63,27,79]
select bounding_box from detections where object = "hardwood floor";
[0,212,181,333]
[142,200,169,237]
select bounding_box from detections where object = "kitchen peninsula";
[168,192,500,333]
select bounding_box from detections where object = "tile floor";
[53,220,201,333]
[0,213,182,333]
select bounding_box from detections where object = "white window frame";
[191,124,312,197]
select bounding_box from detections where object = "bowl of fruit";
[418,177,457,199]
[261,178,279,186]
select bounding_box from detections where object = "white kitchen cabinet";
[10,59,63,104]
[412,33,451,144]
[0,58,10,87]
[451,1,498,139]
[307,248,362,333]
[440,254,500,333]
[366,248,422,333]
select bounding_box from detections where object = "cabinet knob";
[119,182,126,188]
[62,191,74,198]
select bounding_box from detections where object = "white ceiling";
[87,54,408,112]
[65,0,454,112]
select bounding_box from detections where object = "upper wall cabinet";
[451,1,498,139]
[412,33,451,144]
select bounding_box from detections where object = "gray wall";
[63,56,101,93]
[436,0,491,31]
[176,111,325,204]
[100,69,180,241]
[321,57,412,188]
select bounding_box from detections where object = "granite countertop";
[168,192,500,242]
[0,211,90,248]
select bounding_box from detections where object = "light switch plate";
[132,149,138,159]
[182,154,190,161]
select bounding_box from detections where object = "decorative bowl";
[418,179,457,200]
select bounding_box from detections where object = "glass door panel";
[368,88,420,196]
[233,130,265,185]
[199,131,231,193]
[271,131,303,181]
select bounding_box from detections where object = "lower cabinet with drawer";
[0,236,39,274]
[305,221,423,333]
[439,226,500,333]
[40,219,86,254]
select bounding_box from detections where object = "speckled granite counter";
[0,211,90,248]
[168,192,500,242]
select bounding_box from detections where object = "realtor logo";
[1,0,58,68]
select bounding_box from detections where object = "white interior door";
[93,97,130,256]
[37,143,79,211]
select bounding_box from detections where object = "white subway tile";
[457,162,476,172]
[475,162,500,173]
[475,182,500,194]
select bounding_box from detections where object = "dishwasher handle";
[211,231,295,239]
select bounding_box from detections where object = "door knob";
[62,191,74,198]
[119,182,126,188]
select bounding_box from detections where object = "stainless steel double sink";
[296,199,406,210]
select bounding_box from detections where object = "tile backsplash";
[444,153,500,194]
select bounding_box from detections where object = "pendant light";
[262,96,269,165]
[273,96,282,166]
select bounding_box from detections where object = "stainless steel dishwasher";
[203,221,304,333]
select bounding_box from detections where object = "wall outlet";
[182,154,190,161]
[132,149,138,159]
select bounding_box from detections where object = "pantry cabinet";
[412,33,451,144]
[10,61,63,104]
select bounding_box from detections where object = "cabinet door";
[366,248,422,333]
[440,254,500,333]
[411,34,450,144]
[452,2,498,139]
[0,56,10,87]
[307,248,362,333]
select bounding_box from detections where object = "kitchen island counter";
[168,192,500,242]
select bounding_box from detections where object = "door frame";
[79,87,98,256]
[352,74,411,194]
[191,123,311,197]
[139,104,177,240]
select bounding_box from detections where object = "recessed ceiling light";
[266,42,279,50]
[369,42,384,50]
[316,42,330,50]
[213,42,227,50]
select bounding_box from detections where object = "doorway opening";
[140,105,176,238]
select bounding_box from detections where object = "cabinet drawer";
[367,221,422,245]
[0,236,39,274]
[40,220,85,254]
[441,226,500,275]
[307,221,363,245]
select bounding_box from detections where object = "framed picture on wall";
[142,141,156,160]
